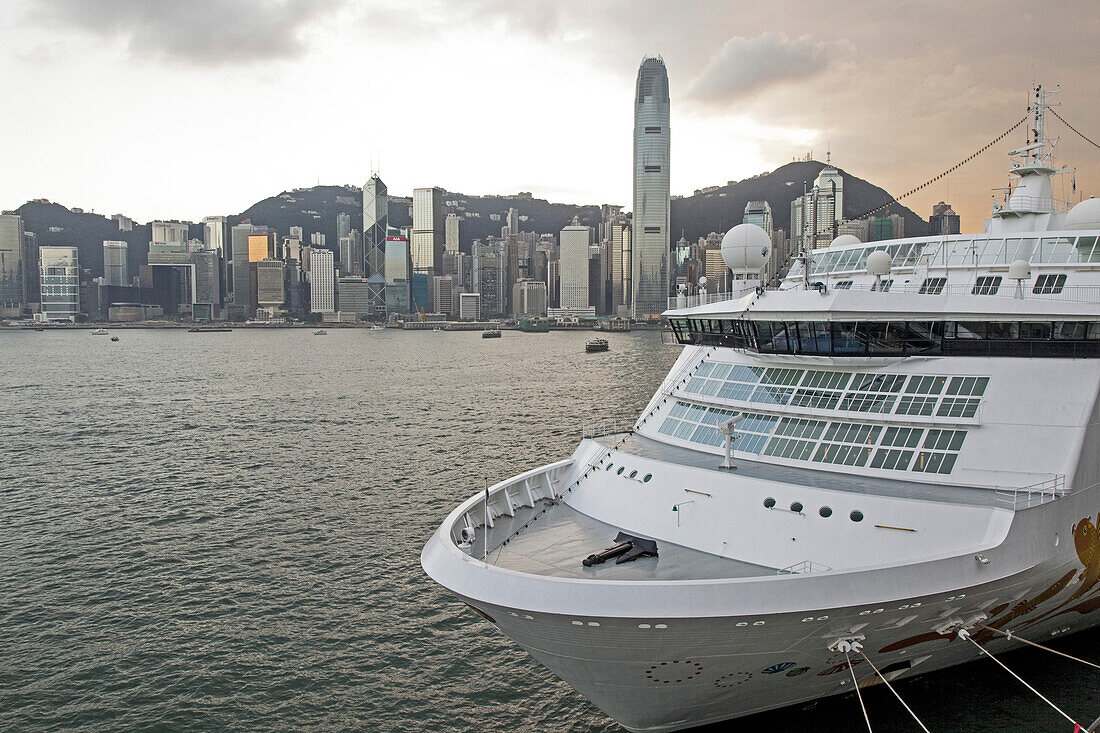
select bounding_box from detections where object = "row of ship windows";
[682,362,987,418]
[763,497,864,521]
[659,400,965,475]
[604,464,654,482]
[833,273,1068,296]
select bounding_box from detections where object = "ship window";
[617,467,625,475]
[1033,274,1066,294]
[1054,322,1088,340]
[605,463,614,471]
[919,277,947,295]
[629,470,638,478]
[643,474,653,483]
[972,276,1002,295]
[835,280,853,290]
[850,510,864,522]
[819,506,833,518]
[764,497,776,508]
[1021,322,1052,339]
[790,502,804,513]
[876,278,893,292]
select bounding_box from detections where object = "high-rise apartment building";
[412,187,444,277]
[363,175,388,277]
[39,246,80,320]
[309,248,335,313]
[632,56,671,318]
[445,213,461,253]
[790,165,844,248]
[0,213,25,311]
[559,224,591,312]
[103,240,128,287]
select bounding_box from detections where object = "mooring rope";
[856,649,932,732]
[958,629,1083,729]
[843,647,874,732]
[976,623,1100,671]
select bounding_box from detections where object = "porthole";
[819,506,833,518]
[643,474,653,483]
[617,467,625,475]
[790,502,804,513]
[629,470,638,479]
[605,464,614,471]
[764,497,776,509]
[850,510,864,522]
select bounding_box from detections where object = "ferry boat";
[90,328,108,335]
[189,326,233,333]
[313,329,327,336]
[482,328,502,339]
[422,88,1100,731]
[586,337,610,353]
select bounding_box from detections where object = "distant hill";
[671,161,928,243]
[12,162,926,279]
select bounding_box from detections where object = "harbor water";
[1,328,1096,731]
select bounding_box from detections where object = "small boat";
[482,328,502,339]
[189,326,233,333]
[433,327,443,332]
[110,336,120,342]
[518,317,550,333]
[313,329,328,336]
[370,325,384,331]
[585,338,609,353]
[91,328,108,335]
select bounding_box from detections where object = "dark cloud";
[685,33,835,106]
[29,0,343,65]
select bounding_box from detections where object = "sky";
[2,0,1098,232]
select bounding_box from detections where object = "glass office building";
[631,56,671,319]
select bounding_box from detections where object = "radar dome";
[1008,259,1031,280]
[721,224,771,273]
[830,234,861,248]
[866,250,892,276]
[1065,198,1100,231]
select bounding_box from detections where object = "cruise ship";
[422,88,1100,731]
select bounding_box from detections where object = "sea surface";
[1,327,1097,732]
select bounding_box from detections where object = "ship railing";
[666,290,740,310]
[993,194,1071,215]
[777,560,833,575]
[831,282,1100,304]
[582,420,635,439]
[993,474,1067,510]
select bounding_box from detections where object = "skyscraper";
[559,224,591,312]
[336,211,352,249]
[152,221,189,246]
[791,165,844,248]
[202,216,227,255]
[445,213,461,253]
[229,223,254,317]
[39,246,80,320]
[412,187,444,278]
[631,56,671,319]
[384,235,411,314]
[363,175,388,278]
[0,213,24,312]
[309,248,335,313]
[103,240,128,287]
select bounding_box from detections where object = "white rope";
[959,629,1083,729]
[843,648,874,733]
[857,650,931,733]
[976,623,1100,671]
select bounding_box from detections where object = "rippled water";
[1,328,1097,731]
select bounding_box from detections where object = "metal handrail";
[993,474,1066,510]
[777,560,833,575]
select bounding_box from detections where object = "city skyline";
[2,1,1097,232]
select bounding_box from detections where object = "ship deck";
[599,432,999,507]
[490,501,776,580]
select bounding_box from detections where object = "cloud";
[27,0,344,66]
[685,32,835,106]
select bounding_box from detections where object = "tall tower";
[631,56,670,319]
[364,175,388,277]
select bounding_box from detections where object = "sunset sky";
[3,0,1098,231]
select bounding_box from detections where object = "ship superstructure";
[423,88,1100,731]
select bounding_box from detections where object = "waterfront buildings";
[39,246,79,320]
[631,56,671,319]
[152,220,189,247]
[512,279,547,317]
[364,175,388,277]
[256,259,286,311]
[445,213,461,253]
[103,240,128,287]
[336,276,372,317]
[201,216,227,255]
[230,223,254,316]
[433,275,455,317]
[339,229,363,277]
[308,248,336,313]
[458,292,480,321]
[384,235,411,314]
[472,241,504,318]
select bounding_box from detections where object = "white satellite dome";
[866,249,892,276]
[1008,259,1031,280]
[1064,198,1100,231]
[830,234,861,248]
[721,224,771,273]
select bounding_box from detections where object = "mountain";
[12,162,927,279]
